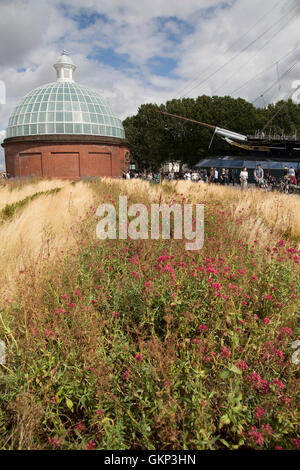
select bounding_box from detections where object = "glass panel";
[83,124,91,134]
[92,124,98,134]
[56,112,63,121]
[72,102,80,111]
[38,112,46,121]
[97,114,104,123]
[74,123,83,133]
[73,111,83,122]
[23,125,29,135]
[64,102,72,111]
[48,102,55,111]
[65,123,73,133]
[24,114,30,124]
[56,123,64,133]
[33,102,40,111]
[47,112,55,121]
[57,94,63,101]
[31,113,38,123]
[90,114,97,123]
[80,103,88,112]
[65,112,72,121]
[30,124,37,134]
[88,103,95,112]
[46,123,55,133]
[82,112,90,122]
[56,102,63,111]
[38,124,46,133]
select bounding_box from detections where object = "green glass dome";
[6,53,125,140]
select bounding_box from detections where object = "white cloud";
[0,0,299,170]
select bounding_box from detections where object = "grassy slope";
[0,179,299,450]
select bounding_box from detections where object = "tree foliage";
[123,96,300,169]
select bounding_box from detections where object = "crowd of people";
[123,165,300,192]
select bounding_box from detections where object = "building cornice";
[2,134,129,147]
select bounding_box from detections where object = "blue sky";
[0,0,299,169]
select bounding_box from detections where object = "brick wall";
[3,140,130,178]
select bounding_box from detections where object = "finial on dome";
[53,51,76,83]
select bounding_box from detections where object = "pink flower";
[264,294,273,301]
[122,370,130,381]
[264,317,270,325]
[211,282,221,291]
[292,439,300,450]
[248,426,264,447]
[291,294,296,299]
[113,311,120,318]
[198,325,209,332]
[131,271,139,278]
[255,406,266,420]
[86,440,96,450]
[220,347,232,358]
[134,353,143,362]
[280,327,292,336]
[234,360,248,371]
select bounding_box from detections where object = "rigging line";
[210,27,299,97]
[226,45,298,96]
[173,0,285,99]
[179,2,298,99]
[221,57,298,130]
[276,62,282,91]
[251,61,298,105]
[261,83,300,132]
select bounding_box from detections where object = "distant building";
[2,51,130,178]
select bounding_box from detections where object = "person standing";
[220,168,226,185]
[214,168,219,184]
[240,167,248,191]
[254,164,264,187]
[225,168,229,185]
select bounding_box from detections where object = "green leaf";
[219,369,230,379]
[229,364,242,375]
[65,397,74,412]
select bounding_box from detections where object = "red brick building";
[2,52,130,178]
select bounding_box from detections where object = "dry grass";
[0,179,69,211]
[0,181,94,298]
[171,181,300,246]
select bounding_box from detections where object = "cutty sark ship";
[161,110,300,162]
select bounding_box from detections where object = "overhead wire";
[177,0,298,99]
[173,0,285,99]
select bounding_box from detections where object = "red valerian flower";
[255,407,266,420]
[198,325,209,332]
[134,353,143,362]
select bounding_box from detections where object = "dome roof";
[6,52,125,140]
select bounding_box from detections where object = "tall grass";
[0,181,94,298]
[0,179,69,211]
